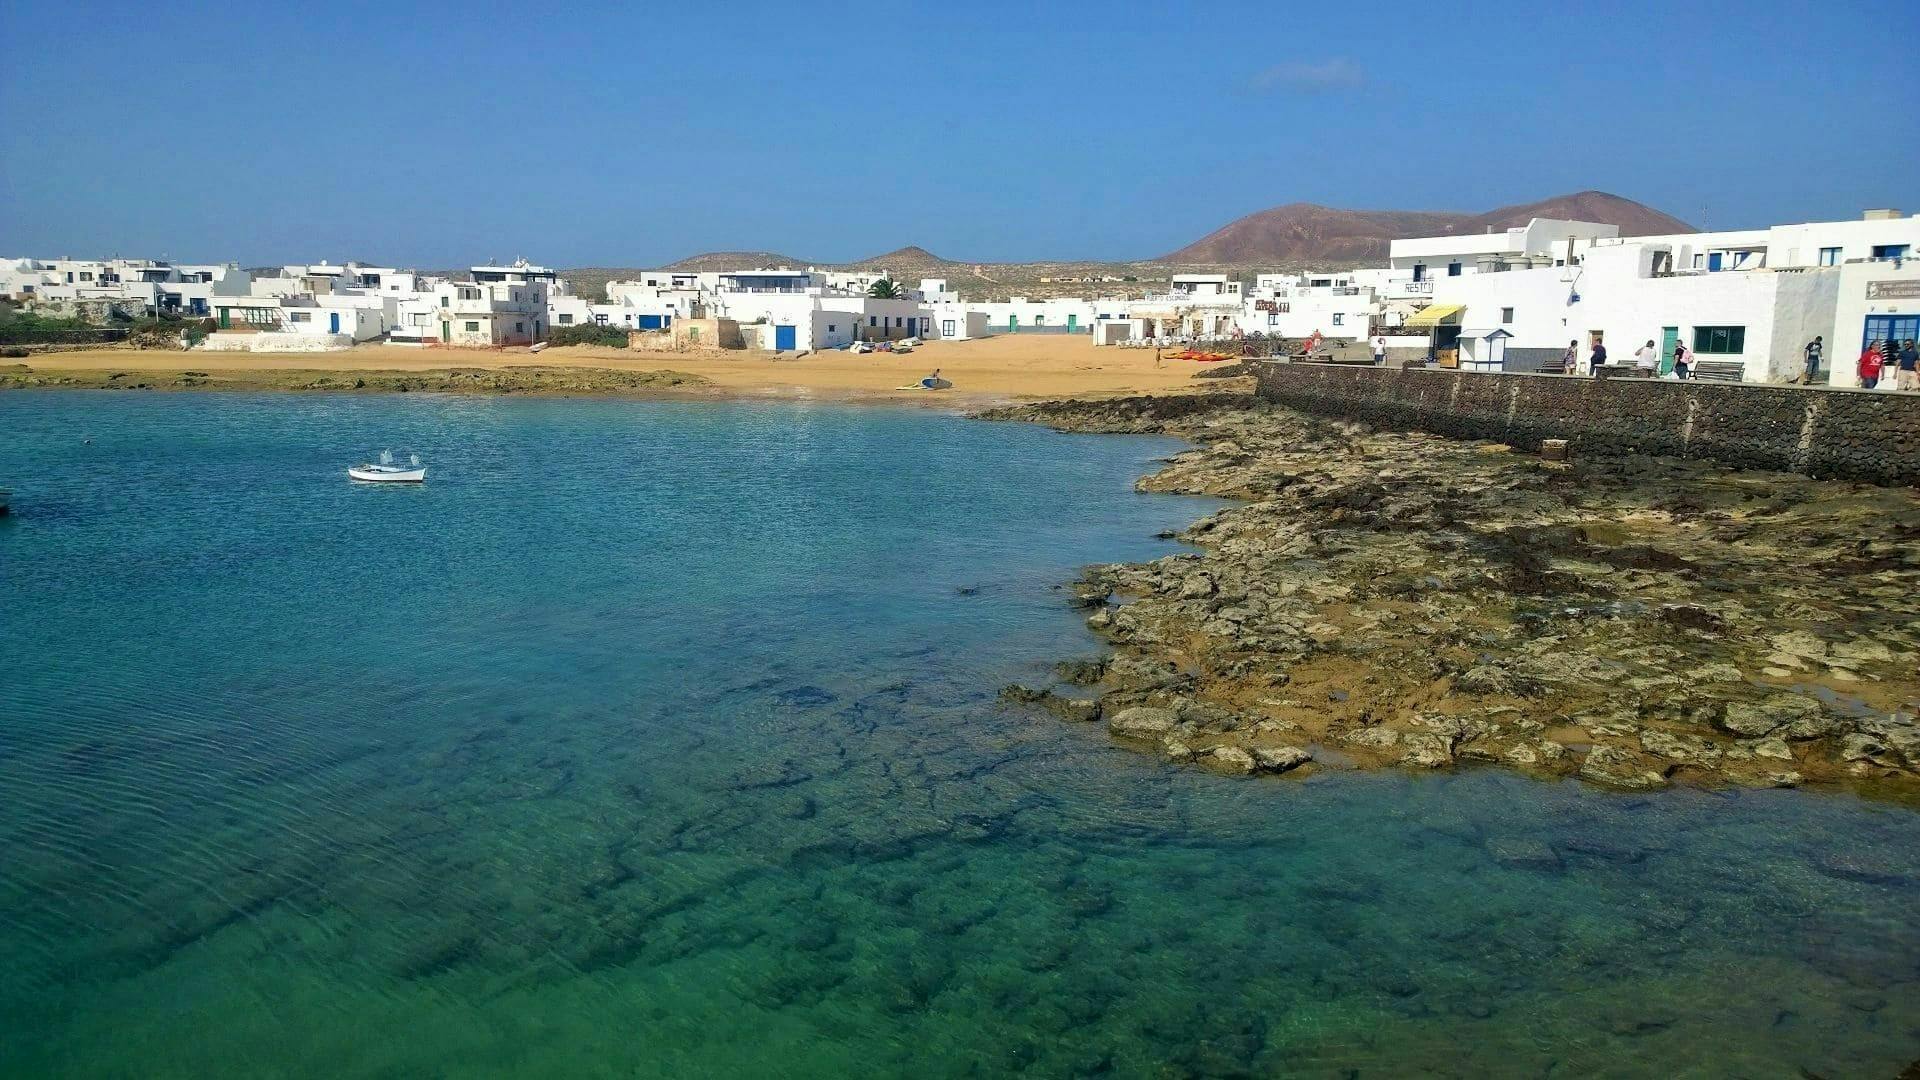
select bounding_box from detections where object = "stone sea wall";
[1254,362,1920,487]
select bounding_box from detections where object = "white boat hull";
[348,466,426,483]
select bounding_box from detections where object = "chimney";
[1863,208,1903,220]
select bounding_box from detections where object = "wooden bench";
[1689,360,1744,382]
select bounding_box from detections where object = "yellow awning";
[1403,303,1465,328]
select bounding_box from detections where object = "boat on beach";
[348,451,426,483]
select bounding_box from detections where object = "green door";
[441,320,450,343]
[1067,314,1078,331]
[1009,314,1018,331]
[218,307,230,329]
[1661,327,1678,373]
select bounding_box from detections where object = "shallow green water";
[0,392,1915,1078]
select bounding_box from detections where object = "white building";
[1241,271,1374,341]
[1423,238,1838,380]
[1830,257,1920,388]
[1383,219,1622,300]
[1395,209,1919,380]
[429,262,555,347]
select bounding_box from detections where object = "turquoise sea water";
[1,392,1916,1078]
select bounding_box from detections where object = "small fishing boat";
[348,450,426,483]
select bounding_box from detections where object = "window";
[1500,307,1514,324]
[1411,264,1426,282]
[1819,247,1841,266]
[1331,313,1344,326]
[1692,326,1745,354]
[941,320,955,337]
[1872,245,1910,260]
[868,316,877,326]
[1446,262,1462,277]
[1267,313,1279,327]
[515,321,525,333]
[1034,315,1045,325]
[558,313,574,325]
[459,287,480,301]
[289,311,311,322]
[79,272,93,281]
[464,321,480,332]
[440,296,449,307]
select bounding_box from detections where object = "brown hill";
[1463,191,1694,237]
[664,250,808,271]
[1163,191,1694,265]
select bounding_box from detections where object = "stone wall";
[1254,361,1920,487]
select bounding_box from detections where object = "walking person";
[1589,339,1608,374]
[1857,341,1884,389]
[1672,342,1691,380]
[1562,339,1579,375]
[1371,334,1386,366]
[1634,339,1659,376]
[1897,339,1919,392]
[1803,336,1823,383]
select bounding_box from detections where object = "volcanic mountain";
[1162,191,1695,265]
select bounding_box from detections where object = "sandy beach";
[4,335,1228,406]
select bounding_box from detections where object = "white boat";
[348,450,426,483]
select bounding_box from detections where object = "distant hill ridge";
[650,191,1691,274]
[1161,191,1695,265]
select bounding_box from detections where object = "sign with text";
[1867,280,1920,300]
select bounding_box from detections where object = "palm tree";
[867,277,901,300]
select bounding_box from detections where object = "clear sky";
[2,0,1914,268]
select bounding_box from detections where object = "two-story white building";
[429,262,555,346]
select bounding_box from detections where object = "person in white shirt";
[1634,340,1659,375]
[1371,335,1386,365]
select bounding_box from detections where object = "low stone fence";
[1254,361,1920,487]
[200,332,354,353]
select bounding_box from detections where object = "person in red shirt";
[1858,342,1885,389]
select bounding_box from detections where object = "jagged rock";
[1400,734,1455,769]
[1252,746,1311,773]
[1179,574,1216,599]
[1720,694,1822,737]
[1342,726,1401,750]
[1161,738,1196,763]
[1043,696,1101,723]
[1105,656,1184,691]
[1840,733,1888,762]
[1198,745,1256,774]
[1579,746,1667,790]
[1749,737,1795,761]
[1054,658,1107,685]
[1108,707,1177,739]
[1639,730,1722,767]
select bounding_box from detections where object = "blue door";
[774,324,796,351]
[1707,252,1722,272]
[638,315,661,330]
[328,312,340,333]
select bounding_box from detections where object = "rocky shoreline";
[982,392,1920,795]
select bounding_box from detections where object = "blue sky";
[2,0,1913,267]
